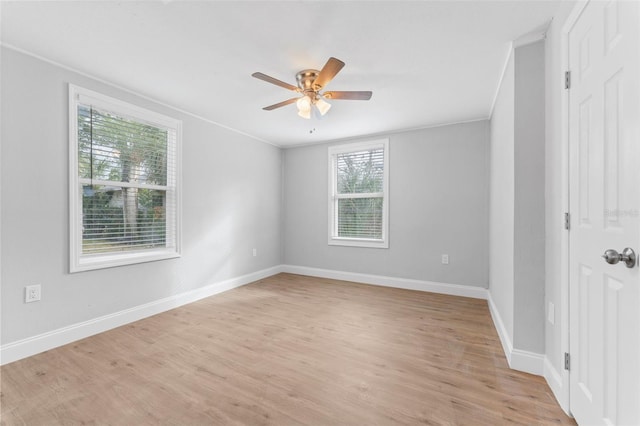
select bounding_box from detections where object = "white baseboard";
[486,291,514,361]
[510,348,545,376]
[0,265,283,366]
[285,268,562,411]
[1,263,570,418]
[281,264,489,300]
[544,356,571,415]
[486,291,544,376]
[285,266,546,376]
[1,264,548,383]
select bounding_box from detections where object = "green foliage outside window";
[78,105,169,254]
[336,148,384,239]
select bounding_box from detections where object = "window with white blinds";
[328,140,389,248]
[69,85,181,272]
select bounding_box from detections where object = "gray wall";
[513,41,545,353]
[1,47,283,344]
[283,121,490,288]
[489,40,546,355]
[489,52,515,342]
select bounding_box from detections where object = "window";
[328,139,389,248]
[69,85,181,272]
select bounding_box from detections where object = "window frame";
[69,84,182,272]
[328,139,389,248]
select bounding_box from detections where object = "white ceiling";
[1,1,560,147]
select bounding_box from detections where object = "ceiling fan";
[252,57,372,119]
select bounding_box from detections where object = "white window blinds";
[336,148,385,239]
[329,140,389,248]
[70,85,181,272]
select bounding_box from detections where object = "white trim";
[78,178,169,192]
[68,84,182,273]
[327,139,387,156]
[327,236,388,249]
[513,21,551,49]
[558,24,573,422]
[69,85,81,273]
[1,264,550,380]
[0,265,488,365]
[562,0,590,34]
[284,266,548,376]
[487,291,513,362]
[327,139,390,249]
[73,250,181,273]
[545,355,571,415]
[489,42,513,118]
[0,266,283,366]
[281,265,489,299]
[489,22,551,119]
[75,85,179,129]
[0,15,4,366]
[557,0,590,415]
[510,349,545,376]
[487,291,544,376]
[0,43,276,147]
[283,118,488,149]
[0,44,488,151]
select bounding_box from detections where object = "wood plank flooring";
[0,273,575,425]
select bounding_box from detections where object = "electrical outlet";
[548,302,555,325]
[441,254,449,265]
[252,248,257,257]
[25,285,41,303]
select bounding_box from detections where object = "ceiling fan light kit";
[252,57,372,120]
[315,97,331,115]
[296,96,312,119]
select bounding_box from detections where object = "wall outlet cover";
[25,285,41,303]
[548,302,555,325]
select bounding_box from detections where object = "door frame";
[559,0,590,417]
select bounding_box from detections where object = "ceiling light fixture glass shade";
[298,108,311,119]
[315,97,331,116]
[296,96,311,119]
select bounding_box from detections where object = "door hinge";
[564,212,570,230]
[564,352,570,370]
[565,71,571,89]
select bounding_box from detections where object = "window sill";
[71,248,180,273]
[328,237,389,249]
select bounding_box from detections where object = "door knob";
[602,248,636,268]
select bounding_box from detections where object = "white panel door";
[568,0,640,424]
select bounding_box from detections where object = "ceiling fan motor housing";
[296,69,321,94]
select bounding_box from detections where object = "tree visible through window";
[329,140,389,248]
[70,85,181,272]
[78,106,168,253]
[336,149,384,238]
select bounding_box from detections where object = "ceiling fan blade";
[262,97,299,111]
[252,72,299,92]
[324,91,372,101]
[313,57,345,89]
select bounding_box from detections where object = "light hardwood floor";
[1,273,575,425]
